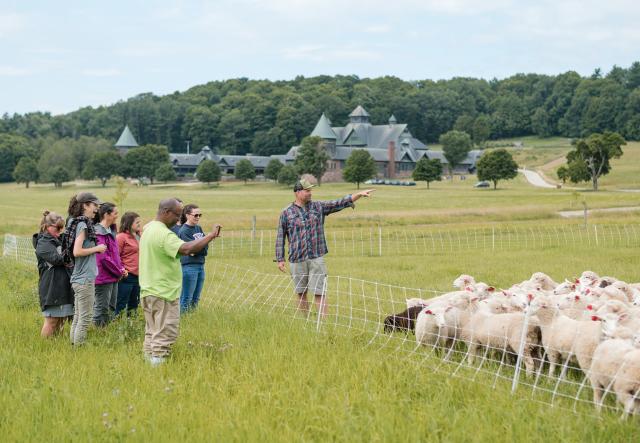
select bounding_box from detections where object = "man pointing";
[275,179,374,317]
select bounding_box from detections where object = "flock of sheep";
[383,271,640,417]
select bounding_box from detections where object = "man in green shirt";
[140,198,221,365]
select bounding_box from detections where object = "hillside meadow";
[2,146,640,441]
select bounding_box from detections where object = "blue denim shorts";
[42,303,74,317]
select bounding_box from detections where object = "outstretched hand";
[358,189,375,198]
[277,261,286,273]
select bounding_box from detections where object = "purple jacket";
[95,223,125,285]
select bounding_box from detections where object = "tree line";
[3,63,640,155]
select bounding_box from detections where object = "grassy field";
[2,144,640,236]
[2,162,640,441]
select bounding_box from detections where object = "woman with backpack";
[65,192,106,346]
[93,202,127,327]
[33,211,74,338]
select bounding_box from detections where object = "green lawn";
[3,170,640,441]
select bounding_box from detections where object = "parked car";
[474,181,490,188]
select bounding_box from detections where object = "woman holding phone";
[178,204,219,313]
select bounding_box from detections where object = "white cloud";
[0,13,28,38]
[282,44,381,62]
[81,68,121,77]
[364,24,391,34]
[0,66,32,76]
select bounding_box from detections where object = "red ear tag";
[587,305,593,310]
[591,315,599,321]
[527,293,534,302]
[586,289,591,295]
[575,295,580,301]
[575,279,580,284]
[488,287,495,292]
[425,309,433,315]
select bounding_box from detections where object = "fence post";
[260,230,264,256]
[594,224,599,247]
[378,226,382,256]
[492,227,495,251]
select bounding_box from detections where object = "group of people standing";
[32,179,373,366]
[33,192,217,364]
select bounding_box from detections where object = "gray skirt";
[42,303,74,318]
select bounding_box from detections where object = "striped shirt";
[275,195,354,263]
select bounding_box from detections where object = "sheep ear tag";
[591,315,599,321]
[574,295,580,301]
[527,293,534,302]
[425,309,433,315]
[586,304,593,311]
[575,279,580,284]
[488,287,495,292]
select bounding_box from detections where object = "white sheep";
[462,299,541,376]
[611,281,640,304]
[529,294,602,377]
[594,301,640,333]
[528,272,558,291]
[578,271,600,291]
[612,350,640,417]
[415,293,475,348]
[453,274,476,290]
[589,337,636,411]
[553,280,578,296]
[556,292,592,320]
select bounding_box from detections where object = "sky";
[2,0,640,115]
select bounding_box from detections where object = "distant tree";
[196,160,221,185]
[50,166,70,188]
[13,157,39,188]
[0,133,35,182]
[472,114,491,144]
[294,136,329,185]
[565,131,625,190]
[440,130,473,176]
[277,165,299,186]
[234,159,256,183]
[155,163,177,183]
[412,157,443,189]
[343,149,376,189]
[264,159,284,181]
[476,149,519,189]
[82,150,122,187]
[556,165,569,184]
[123,144,170,184]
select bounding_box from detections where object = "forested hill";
[2,63,640,157]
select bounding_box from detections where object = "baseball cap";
[293,179,315,192]
[76,192,102,205]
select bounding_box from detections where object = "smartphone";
[215,225,222,237]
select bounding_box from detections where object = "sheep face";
[579,271,600,289]
[596,300,630,323]
[554,280,577,296]
[453,274,476,289]
[557,293,583,310]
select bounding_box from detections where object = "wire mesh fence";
[5,224,640,262]
[198,261,639,417]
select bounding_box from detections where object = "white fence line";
[4,224,640,262]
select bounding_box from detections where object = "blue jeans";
[115,274,140,316]
[180,264,205,313]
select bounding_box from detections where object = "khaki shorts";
[290,257,327,296]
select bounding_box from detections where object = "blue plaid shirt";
[275,195,354,263]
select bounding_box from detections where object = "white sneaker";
[149,356,166,366]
